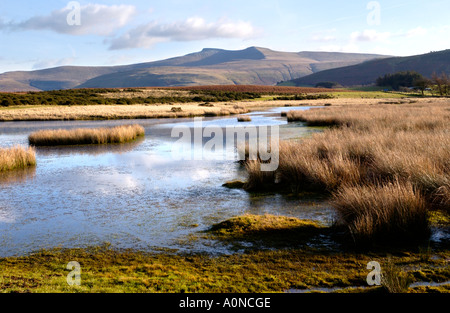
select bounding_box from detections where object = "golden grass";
[286,104,449,131]
[0,97,407,122]
[0,103,252,121]
[245,101,450,243]
[0,146,36,172]
[332,181,430,243]
[28,125,145,146]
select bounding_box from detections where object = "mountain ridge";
[282,49,450,87]
[0,47,389,92]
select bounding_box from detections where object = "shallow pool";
[0,107,333,256]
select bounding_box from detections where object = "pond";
[0,106,333,257]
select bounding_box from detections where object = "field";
[0,86,439,122]
[167,85,344,94]
[0,87,449,294]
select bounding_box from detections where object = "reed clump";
[237,115,252,122]
[0,146,36,172]
[332,181,430,243]
[244,102,450,244]
[28,125,145,146]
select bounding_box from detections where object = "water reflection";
[0,106,333,257]
[0,167,36,186]
[34,137,145,156]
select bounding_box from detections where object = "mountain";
[0,47,388,92]
[281,49,450,87]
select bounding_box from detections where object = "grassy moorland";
[0,146,36,172]
[0,86,336,107]
[0,86,340,121]
[28,125,145,146]
[0,90,449,294]
[245,102,450,245]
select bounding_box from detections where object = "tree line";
[376,71,449,96]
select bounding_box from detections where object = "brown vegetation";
[245,102,450,244]
[0,146,36,172]
[237,115,252,122]
[168,85,345,94]
[28,125,145,146]
[332,181,430,243]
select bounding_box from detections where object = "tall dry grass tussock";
[0,146,36,172]
[332,180,430,243]
[28,125,145,146]
[244,102,450,243]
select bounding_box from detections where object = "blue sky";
[0,0,449,73]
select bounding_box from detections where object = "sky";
[0,0,449,73]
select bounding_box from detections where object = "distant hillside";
[282,49,450,87]
[0,47,387,92]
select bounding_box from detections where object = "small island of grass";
[0,146,36,172]
[28,124,145,146]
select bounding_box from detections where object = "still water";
[0,107,333,257]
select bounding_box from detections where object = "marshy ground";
[0,214,448,293]
[0,87,449,293]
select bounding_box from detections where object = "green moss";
[0,213,449,293]
[207,214,328,249]
[0,243,449,293]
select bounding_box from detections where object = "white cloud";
[109,17,257,50]
[351,29,391,42]
[11,4,136,36]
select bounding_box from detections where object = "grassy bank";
[0,86,340,108]
[246,102,450,244]
[0,103,254,122]
[28,125,145,146]
[0,146,36,172]
[0,90,442,122]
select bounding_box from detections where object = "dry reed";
[0,146,36,172]
[28,125,145,146]
[245,102,450,243]
[332,180,430,242]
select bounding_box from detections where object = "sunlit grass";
[245,102,450,244]
[28,125,145,146]
[0,146,36,172]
